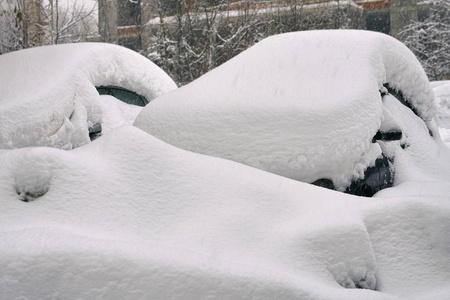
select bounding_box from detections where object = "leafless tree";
[53,0,97,44]
[146,0,362,86]
[0,0,97,55]
[0,0,24,54]
[401,0,450,81]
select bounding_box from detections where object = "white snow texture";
[135,30,437,190]
[1,31,450,300]
[0,43,177,149]
[432,81,450,147]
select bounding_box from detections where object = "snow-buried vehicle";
[135,30,439,197]
[0,43,177,150]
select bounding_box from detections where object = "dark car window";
[96,86,148,107]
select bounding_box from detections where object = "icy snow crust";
[135,30,436,190]
[0,43,177,149]
[1,121,450,299]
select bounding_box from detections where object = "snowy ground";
[1,32,450,299]
[1,124,449,299]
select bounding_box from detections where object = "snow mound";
[431,81,450,127]
[380,94,450,182]
[364,196,450,299]
[97,95,143,135]
[431,81,450,147]
[1,126,449,299]
[134,30,436,190]
[13,148,55,202]
[0,43,177,149]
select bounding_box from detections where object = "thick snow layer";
[1,30,449,300]
[431,81,450,125]
[0,43,176,149]
[0,125,449,299]
[439,127,450,148]
[431,81,450,147]
[135,30,437,190]
[97,95,143,134]
[375,93,450,186]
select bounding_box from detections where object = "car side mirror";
[89,123,102,141]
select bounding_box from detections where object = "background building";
[96,0,448,84]
[98,0,428,52]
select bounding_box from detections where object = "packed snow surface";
[1,121,449,299]
[0,43,176,149]
[135,30,437,190]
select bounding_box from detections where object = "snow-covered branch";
[401,0,450,80]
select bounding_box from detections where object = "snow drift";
[432,81,450,146]
[134,30,437,190]
[1,124,449,299]
[0,43,176,150]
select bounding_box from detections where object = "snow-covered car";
[134,30,440,197]
[0,43,177,149]
[1,31,450,300]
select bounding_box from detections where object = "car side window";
[96,86,148,107]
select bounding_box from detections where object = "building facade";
[98,0,428,54]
